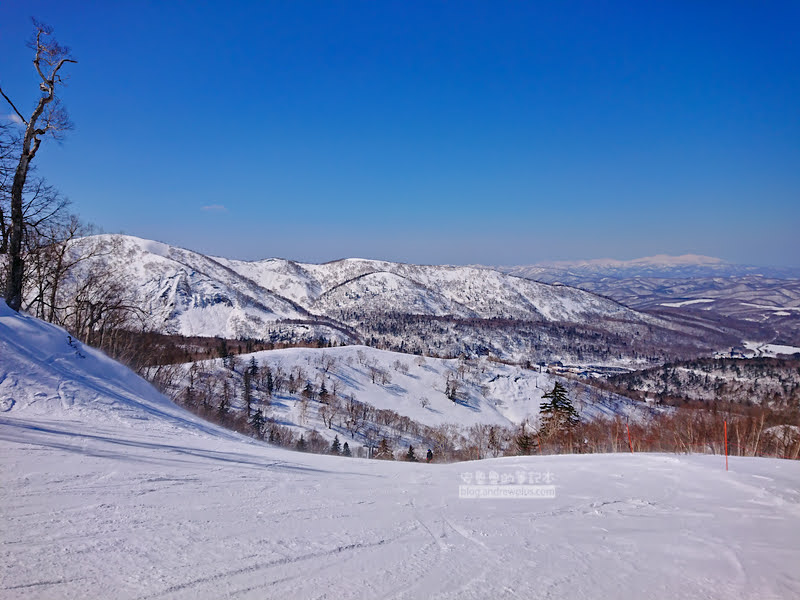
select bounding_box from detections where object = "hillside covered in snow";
[161,344,658,458]
[49,234,742,365]
[2,300,800,599]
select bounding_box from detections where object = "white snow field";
[2,304,800,599]
[743,340,800,358]
[163,345,655,452]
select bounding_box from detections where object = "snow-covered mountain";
[3,298,800,599]
[214,253,644,323]
[62,235,350,342]
[78,234,648,326]
[60,235,739,364]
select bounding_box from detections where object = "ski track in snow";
[4,416,800,600]
[2,304,800,599]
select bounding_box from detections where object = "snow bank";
[0,301,239,440]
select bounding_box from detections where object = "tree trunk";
[5,154,31,311]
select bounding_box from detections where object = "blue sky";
[1,1,798,266]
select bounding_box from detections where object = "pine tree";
[446,379,458,402]
[296,435,307,452]
[250,409,264,437]
[342,442,352,457]
[406,445,417,462]
[514,422,538,455]
[265,369,274,397]
[242,368,253,416]
[330,435,341,455]
[375,438,393,460]
[217,380,231,419]
[218,339,229,361]
[539,382,579,437]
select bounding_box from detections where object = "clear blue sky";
[2,1,798,266]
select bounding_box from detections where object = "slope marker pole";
[626,422,633,453]
[724,420,728,471]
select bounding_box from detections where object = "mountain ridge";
[53,234,746,364]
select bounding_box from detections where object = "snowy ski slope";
[2,303,800,599]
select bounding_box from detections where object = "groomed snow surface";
[2,304,800,599]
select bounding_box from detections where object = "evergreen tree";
[375,438,393,460]
[218,339,229,361]
[446,380,458,402]
[330,435,342,455]
[514,422,538,455]
[183,384,195,407]
[296,435,307,452]
[242,368,253,416]
[250,409,264,437]
[342,442,352,457]
[265,369,274,397]
[539,382,580,437]
[217,380,231,419]
[406,445,417,462]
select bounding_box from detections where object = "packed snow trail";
[2,304,800,599]
[4,426,800,600]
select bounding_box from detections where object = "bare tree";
[344,394,366,438]
[298,396,309,425]
[467,423,490,460]
[57,249,144,354]
[1,21,76,311]
[318,395,341,429]
[24,214,96,322]
[318,353,337,374]
[392,359,409,374]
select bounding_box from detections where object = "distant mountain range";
[491,255,800,282]
[488,256,800,346]
[58,235,753,366]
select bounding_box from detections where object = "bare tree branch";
[0,87,29,126]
